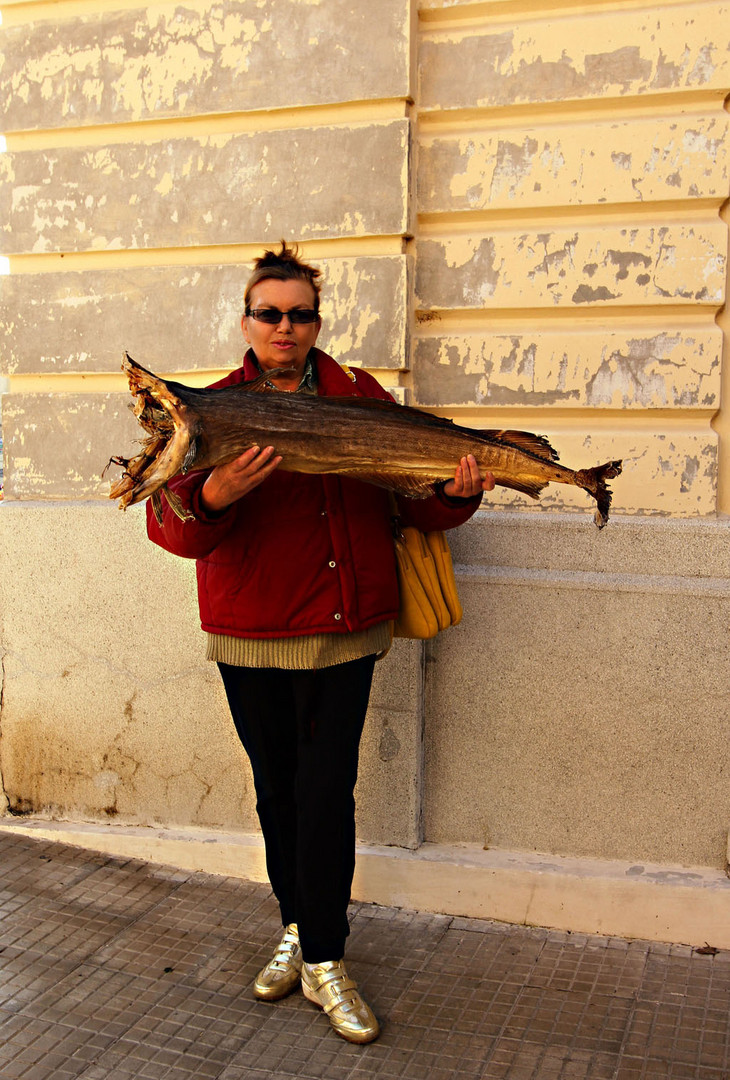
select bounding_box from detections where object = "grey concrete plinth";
[0,501,421,848]
[2,503,729,873]
[426,511,730,868]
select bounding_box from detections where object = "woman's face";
[242,278,321,374]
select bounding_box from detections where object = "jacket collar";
[242,348,360,397]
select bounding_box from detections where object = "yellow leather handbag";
[424,529,463,626]
[391,517,463,640]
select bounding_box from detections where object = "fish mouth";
[106,353,193,510]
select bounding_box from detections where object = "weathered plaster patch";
[2,0,410,130]
[422,224,726,310]
[0,258,408,375]
[2,393,141,499]
[2,123,409,253]
[607,249,652,281]
[611,151,632,171]
[419,115,729,214]
[680,456,700,493]
[420,8,730,111]
[412,328,720,411]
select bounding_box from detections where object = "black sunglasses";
[245,307,319,325]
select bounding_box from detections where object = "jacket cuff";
[435,482,484,510]
[189,481,235,524]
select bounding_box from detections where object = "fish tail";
[576,460,623,529]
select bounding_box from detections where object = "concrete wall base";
[3,818,729,949]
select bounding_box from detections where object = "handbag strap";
[388,491,404,541]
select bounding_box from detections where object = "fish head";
[112,352,198,508]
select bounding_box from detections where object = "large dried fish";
[108,353,622,527]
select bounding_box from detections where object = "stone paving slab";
[0,831,728,1079]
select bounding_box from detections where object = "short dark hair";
[244,241,322,313]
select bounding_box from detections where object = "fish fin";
[103,455,129,483]
[496,476,546,501]
[242,368,297,392]
[151,489,164,525]
[122,351,155,380]
[181,435,198,474]
[161,485,195,522]
[480,429,559,463]
[575,460,623,529]
[123,353,182,405]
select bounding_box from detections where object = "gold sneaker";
[253,923,303,1001]
[301,959,380,1044]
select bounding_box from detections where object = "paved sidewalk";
[0,831,728,1080]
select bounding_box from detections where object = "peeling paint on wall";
[420,5,730,111]
[0,258,410,376]
[416,224,726,310]
[413,328,721,411]
[0,0,410,131]
[476,431,718,517]
[419,117,729,211]
[0,123,410,255]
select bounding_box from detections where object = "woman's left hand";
[442,455,495,498]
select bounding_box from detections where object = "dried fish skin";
[108,353,622,528]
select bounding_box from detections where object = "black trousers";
[217,655,377,962]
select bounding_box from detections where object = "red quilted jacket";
[146,349,481,639]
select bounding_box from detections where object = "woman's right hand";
[200,445,282,513]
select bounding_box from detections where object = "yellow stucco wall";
[0,0,415,488]
[415,0,729,518]
[0,0,726,519]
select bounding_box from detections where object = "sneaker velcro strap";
[321,984,359,1015]
[314,975,357,1006]
[273,936,299,962]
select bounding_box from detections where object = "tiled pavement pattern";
[0,832,728,1080]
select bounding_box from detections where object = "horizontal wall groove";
[3,99,411,150]
[2,237,409,273]
[5,368,406,394]
[420,406,716,428]
[2,0,152,25]
[1,0,354,25]
[418,0,709,31]
[454,563,730,597]
[5,371,235,394]
[413,305,718,329]
[417,201,726,232]
[416,89,728,133]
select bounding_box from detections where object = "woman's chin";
[273,347,300,362]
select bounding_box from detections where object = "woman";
[147,242,494,1044]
